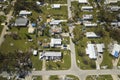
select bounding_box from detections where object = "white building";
[33,50,38,56]
[86,43,105,59]
[86,32,99,38]
[78,0,88,4]
[81,6,93,11]
[83,22,97,27]
[51,4,60,9]
[19,10,32,16]
[39,51,62,60]
[50,38,62,47]
[82,14,93,20]
[111,44,120,58]
[105,0,120,4]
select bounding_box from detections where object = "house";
[110,6,120,11]
[111,44,120,58]
[83,22,97,27]
[86,44,97,59]
[82,14,93,20]
[86,43,105,59]
[33,50,38,56]
[78,0,88,4]
[85,32,99,38]
[111,22,120,28]
[14,17,29,27]
[50,20,61,25]
[19,10,32,16]
[51,4,60,9]
[39,51,62,60]
[81,6,93,11]
[0,0,6,2]
[50,38,62,47]
[96,44,105,53]
[50,25,62,35]
[104,0,120,4]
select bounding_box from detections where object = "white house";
[39,51,62,60]
[104,0,120,4]
[83,22,97,27]
[111,22,120,28]
[110,6,120,11]
[85,32,99,38]
[19,10,32,16]
[78,0,88,4]
[86,43,105,59]
[111,44,120,58]
[50,38,62,47]
[82,14,93,20]
[51,4,60,9]
[86,44,97,59]
[81,6,93,11]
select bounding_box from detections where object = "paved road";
[67,0,72,19]
[0,0,16,46]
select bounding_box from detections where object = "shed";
[33,50,38,56]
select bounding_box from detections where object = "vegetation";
[66,75,79,80]
[49,75,59,80]
[86,75,113,80]
[46,50,71,70]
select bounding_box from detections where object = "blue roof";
[114,51,119,58]
[32,23,36,27]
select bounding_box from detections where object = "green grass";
[31,55,42,70]
[86,75,113,80]
[62,37,70,44]
[49,75,59,80]
[46,50,71,70]
[0,27,37,53]
[33,76,42,80]
[66,75,79,80]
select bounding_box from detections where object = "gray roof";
[15,17,28,26]
[41,52,61,57]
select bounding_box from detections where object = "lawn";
[33,76,42,80]
[31,55,42,70]
[62,37,70,44]
[46,50,71,70]
[66,75,79,80]
[0,27,37,53]
[86,75,113,80]
[49,75,59,80]
[44,0,67,4]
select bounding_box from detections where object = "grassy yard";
[86,75,113,80]
[0,27,37,53]
[46,50,71,70]
[44,0,67,4]
[33,76,42,80]
[66,75,79,80]
[31,55,42,70]
[49,75,59,80]
[62,37,70,44]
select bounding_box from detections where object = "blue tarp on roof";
[114,51,119,58]
[32,23,36,27]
